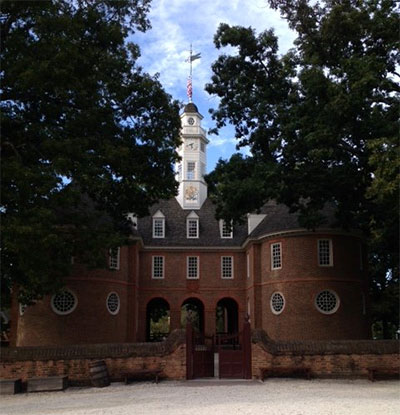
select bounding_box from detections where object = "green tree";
[1,0,181,305]
[205,0,399,337]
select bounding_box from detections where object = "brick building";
[12,102,370,346]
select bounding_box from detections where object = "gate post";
[186,322,194,380]
[243,314,252,379]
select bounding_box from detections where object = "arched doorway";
[181,298,204,333]
[216,298,239,334]
[146,298,170,342]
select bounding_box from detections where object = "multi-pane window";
[187,256,199,279]
[315,290,339,314]
[187,162,196,180]
[271,243,282,270]
[220,220,233,238]
[51,290,78,315]
[270,292,285,314]
[106,292,120,315]
[187,219,199,238]
[153,218,165,238]
[152,256,164,279]
[221,256,233,279]
[318,239,332,266]
[109,247,120,270]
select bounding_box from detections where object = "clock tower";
[176,102,209,209]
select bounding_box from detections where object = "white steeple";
[176,102,209,209]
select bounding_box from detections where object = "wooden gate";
[186,322,214,379]
[216,317,252,379]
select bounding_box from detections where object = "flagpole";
[190,43,193,78]
[186,45,200,103]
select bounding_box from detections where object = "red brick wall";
[1,331,186,382]
[14,246,140,347]
[252,343,399,379]
[2,331,398,382]
[0,346,186,383]
[256,233,369,340]
[137,250,248,339]
[13,232,370,346]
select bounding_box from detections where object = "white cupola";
[176,102,209,209]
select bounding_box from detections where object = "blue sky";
[133,0,296,172]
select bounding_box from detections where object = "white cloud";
[132,0,296,170]
[208,137,236,147]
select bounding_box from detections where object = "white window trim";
[271,242,282,270]
[106,291,120,315]
[318,239,333,267]
[187,161,196,180]
[109,247,120,270]
[187,218,199,239]
[152,218,165,238]
[220,220,233,238]
[152,256,165,279]
[221,256,234,279]
[187,256,199,279]
[270,291,285,315]
[314,289,340,314]
[51,289,78,316]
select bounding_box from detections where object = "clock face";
[185,140,198,150]
[188,117,195,125]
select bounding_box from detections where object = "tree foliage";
[1,0,181,304]
[205,0,399,337]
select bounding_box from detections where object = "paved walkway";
[1,379,399,415]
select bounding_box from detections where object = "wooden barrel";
[89,360,110,387]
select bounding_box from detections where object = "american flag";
[187,76,193,101]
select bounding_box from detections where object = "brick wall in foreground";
[1,329,398,382]
[0,330,186,383]
[252,329,400,379]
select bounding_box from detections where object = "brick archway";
[216,297,239,334]
[146,297,170,342]
[181,297,204,333]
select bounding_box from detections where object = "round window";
[315,290,339,314]
[51,290,77,315]
[106,292,120,315]
[270,292,285,315]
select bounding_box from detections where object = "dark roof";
[137,198,248,247]
[136,198,338,248]
[249,201,337,238]
[183,102,199,113]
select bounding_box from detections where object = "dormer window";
[152,210,165,238]
[187,211,199,238]
[220,220,233,238]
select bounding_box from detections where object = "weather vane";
[185,44,201,103]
